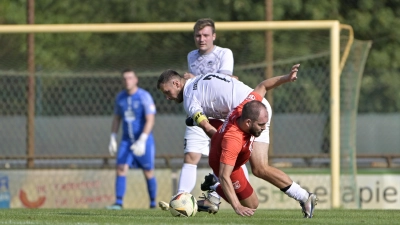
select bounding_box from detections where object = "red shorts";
[208,118,224,130]
[216,166,254,202]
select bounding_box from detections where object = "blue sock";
[115,176,126,206]
[146,177,157,208]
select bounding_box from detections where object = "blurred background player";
[158,18,242,213]
[107,68,157,209]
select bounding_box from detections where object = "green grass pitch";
[1,209,399,225]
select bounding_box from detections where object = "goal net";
[0,21,371,208]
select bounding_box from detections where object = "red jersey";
[209,92,263,174]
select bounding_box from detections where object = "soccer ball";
[169,192,198,217]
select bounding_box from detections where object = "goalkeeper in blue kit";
[106,68,157,209]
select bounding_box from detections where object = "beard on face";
[176,92,184,103]
[249,123,263,137]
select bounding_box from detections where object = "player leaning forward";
[157,64,318,218]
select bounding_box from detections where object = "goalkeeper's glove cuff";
[138,133,148,142]
[111,133,117,139]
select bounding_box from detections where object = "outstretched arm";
[253,64,299,97]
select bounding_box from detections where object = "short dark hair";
[242,101,266,121]
[121,68,135,75]
[156,69,183,89]
[193,18,215,33]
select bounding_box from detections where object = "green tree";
[0,0,398,112]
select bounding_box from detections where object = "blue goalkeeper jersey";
[114,88,156,142]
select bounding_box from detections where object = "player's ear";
[245,119,252,128]
[212,33,216,41]
[172,79,179,88]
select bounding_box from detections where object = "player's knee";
[251,168,262,178]
[241,192,259,209]
[116,164,128,175]
[183,152,202,164]
[251,165,269,178]
[252,198,259,209]
[143,169,154,179]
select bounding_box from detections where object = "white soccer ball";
[169,192,198,217]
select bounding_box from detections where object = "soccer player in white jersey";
[186,18,233,76]
[158,18,243,213]
[157,64,318,218]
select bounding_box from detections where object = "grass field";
[1,209,399,225]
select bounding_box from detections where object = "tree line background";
[0,0,399,113]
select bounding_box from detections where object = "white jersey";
[183,73,256,120]
[187,46,234,76]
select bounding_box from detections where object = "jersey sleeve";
[183,93,203,118]
[218,48,234,75]
[235,91,263,114]
[140,91,156,115]
[187,53,192,74]
[220,129,242,166]
[187,50,196,74]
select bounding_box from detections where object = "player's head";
[241,101,268,137]
[121,68,138,93]
[157,69,185,103]
[193,18,216,54]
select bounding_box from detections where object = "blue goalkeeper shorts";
[116,135,155,170]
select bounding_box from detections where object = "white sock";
[210,182,220,191]
[207,191,221,204]
[208,173,221,201]
[284,181,309,203]
[177,163,197,193]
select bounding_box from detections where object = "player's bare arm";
[198,120,217,138]
[111,115,121,133]
[253,64,299,97]
[219,163,256,216]
[143,114,155,135]
[186,117,223,138]
[189,111,217,138]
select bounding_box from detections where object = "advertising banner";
[2,169,399,209]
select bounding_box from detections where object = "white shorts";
[184,126,210,155]
[254,98,272,143]
[184,98,272,155]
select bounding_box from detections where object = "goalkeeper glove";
[130,133,148,157]
[109,133,117,156]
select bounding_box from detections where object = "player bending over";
[157,64,318,218]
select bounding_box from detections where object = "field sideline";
[1,209,399,225]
